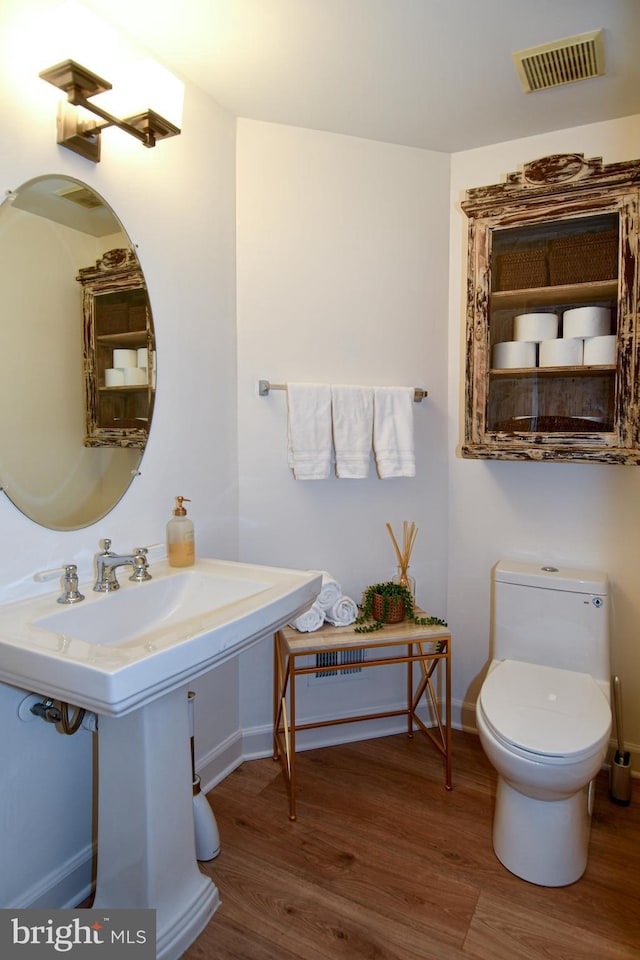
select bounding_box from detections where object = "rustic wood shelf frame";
[78,248,155,448]
[461,152,640,464]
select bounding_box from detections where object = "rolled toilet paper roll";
[124,366,148,385]
[104,367,125,387]
[113,348,137,368]
[583,334,617,366]
[539,337,583,368]
[493,340,537,369]
[136,347,148,368]
[513,313,559,343]
[563,306,610,339]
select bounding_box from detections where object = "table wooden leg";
[445,642,452,790]
[272,632,280,761]
[407,643,414,738]
[411,641,452,792]
[289,657,297,820]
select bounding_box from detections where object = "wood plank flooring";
[184,731,639,959]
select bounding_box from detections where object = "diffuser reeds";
[386,520,417,589]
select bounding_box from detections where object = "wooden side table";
[273,613,452,819]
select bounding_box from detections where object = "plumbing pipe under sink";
[19,689,221,857]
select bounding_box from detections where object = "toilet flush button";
[547,693,557,702]
[541,566,559,572]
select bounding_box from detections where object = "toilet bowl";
[477,660,611,886]
[479,660,610,797]
[477,561,612,887]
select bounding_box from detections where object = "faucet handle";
[57,564,85,605]
[130,547,152,582]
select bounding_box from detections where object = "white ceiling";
[88,0,640,153]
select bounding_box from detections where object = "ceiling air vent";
[55,184,104,209]
[513,29,605,93]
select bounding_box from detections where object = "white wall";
[0,0,238,908]
[447,116,640,764]
[235,113,640,772]
[235,120,451,751]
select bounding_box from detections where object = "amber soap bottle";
[167,496,195,567]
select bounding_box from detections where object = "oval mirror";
[0,175,155,530]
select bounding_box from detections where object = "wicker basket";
[128,305,147,332]
[372,593,405,623]
[549,231,617,285]
[95,303,128,335]
[495,245,548,291]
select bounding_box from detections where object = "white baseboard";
[18,843,94,909]
[198,694,640,793]
[197,728,245,794]
[199,696,472,794]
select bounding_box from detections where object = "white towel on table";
[289,601,326,633]
[325,595,358,627]
[287,383,332,480]
[316,571,342,611]
[331,384,373,479]
[373,386,416,478]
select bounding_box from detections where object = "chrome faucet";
[93,539,152,593]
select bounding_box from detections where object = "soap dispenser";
[167,496,195,567]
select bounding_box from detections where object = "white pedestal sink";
[0,558,321,959]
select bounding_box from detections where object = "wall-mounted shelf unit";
[461,153,640,464]
[77,249,155,448]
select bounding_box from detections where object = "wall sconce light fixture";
[39,58,181,163]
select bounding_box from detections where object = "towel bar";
[258,380,428,402]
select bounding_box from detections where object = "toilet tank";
[492,560,610,681]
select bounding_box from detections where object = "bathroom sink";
[0,556,321,958]
[0,557,321,715]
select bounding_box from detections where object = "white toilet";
[476,560,612,887]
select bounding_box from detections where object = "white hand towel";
[287,383,332,480]
[289,601,326,633]
[373,386,416,478]
[316,571,342,611]
[325,595,359,627]
[331,384,373,479]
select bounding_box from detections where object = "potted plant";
[355,581,447,633]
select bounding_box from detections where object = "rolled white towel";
[317,571,342,611]
[289,601,326,633]
[325,595,358,627]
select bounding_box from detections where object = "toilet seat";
[479,659,611,762]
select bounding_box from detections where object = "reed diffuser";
[387,520,417,598]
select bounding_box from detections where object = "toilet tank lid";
[494,560,608,595]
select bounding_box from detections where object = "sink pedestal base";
[93,685,220,960]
